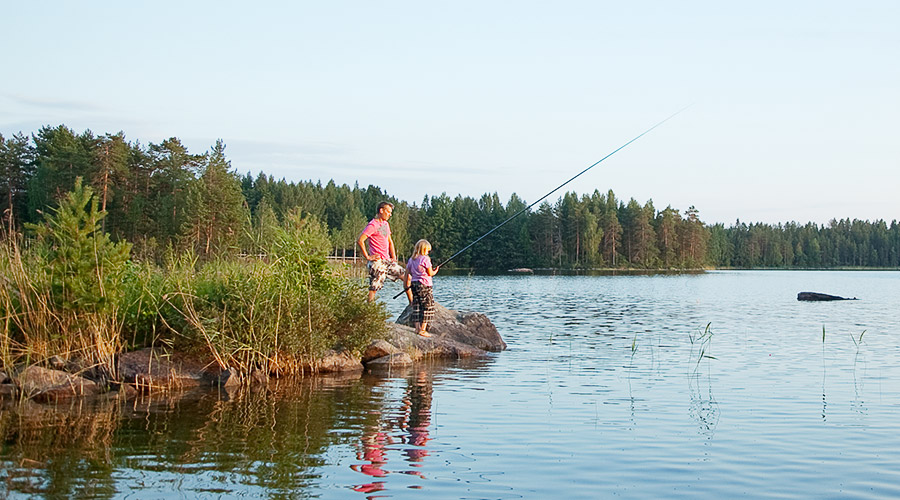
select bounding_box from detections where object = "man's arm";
[357,233,376,261]
[388,237,397,261]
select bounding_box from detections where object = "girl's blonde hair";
[413,239,431,257]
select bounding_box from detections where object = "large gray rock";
[360,301,505,369]
[396,301,506,352]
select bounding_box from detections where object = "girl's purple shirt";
[406,255,433,286]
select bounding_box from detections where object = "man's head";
[376,202,394,221]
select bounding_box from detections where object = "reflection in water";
[0,373,390,498]
[352,369,433,496]
[688,372,720,439]
[3,273,900,498]
[851,351,868,417]
[0,398,120,497]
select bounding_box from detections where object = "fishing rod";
[393,106,689,300]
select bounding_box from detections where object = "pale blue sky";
[2,1,897,225]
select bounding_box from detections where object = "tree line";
[2,125,897,269]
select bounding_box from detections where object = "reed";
[688,322,716,370]
[850,329,866,353]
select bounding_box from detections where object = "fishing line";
[394,106,689,299]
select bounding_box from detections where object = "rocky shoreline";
[0,302,505,403]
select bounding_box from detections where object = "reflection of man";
[357,202,411,303]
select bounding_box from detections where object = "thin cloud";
[7,94,102,112]
[226,139,492,179]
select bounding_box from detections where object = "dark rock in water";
[797,292,857,301]
[115,383,139,399]
[217,368,243,388]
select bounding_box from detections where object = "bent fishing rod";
[393,106,689,300]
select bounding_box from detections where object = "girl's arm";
[426,265,440,277]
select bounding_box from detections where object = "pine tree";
[0,132,35,228]
[655,207,680,268]
[28,125,95,224]
[601,190,622,267]
[148,138,202,246]
[182,140,248,256]
[27,177,131,311]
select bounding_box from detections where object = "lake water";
[2,271,900,499]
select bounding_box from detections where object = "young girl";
[405,239,440,337]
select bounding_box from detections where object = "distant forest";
[2,125,898,270]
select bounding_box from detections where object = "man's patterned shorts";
[367,258,405,291]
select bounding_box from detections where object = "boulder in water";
[361,301,506,370]
[396,301,506,352]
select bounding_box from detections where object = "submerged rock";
[797,291,858,301]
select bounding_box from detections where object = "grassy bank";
[0,179,387,380]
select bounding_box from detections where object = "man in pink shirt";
[357,202,411,302]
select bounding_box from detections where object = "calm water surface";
[2,271,900,499]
